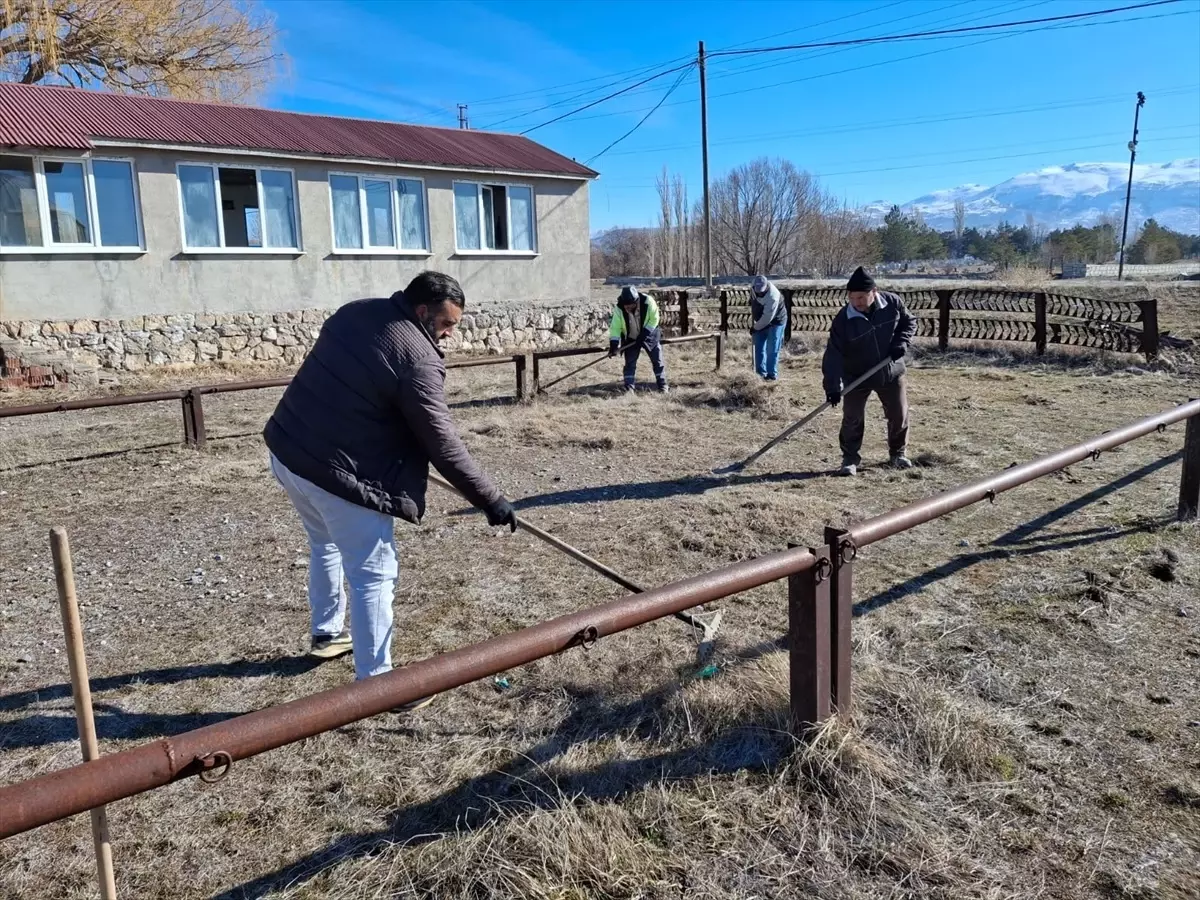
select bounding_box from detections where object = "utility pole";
[699,40,713,295]
[1117,91,1145,281]
[458,104,469,129]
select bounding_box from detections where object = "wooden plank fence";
[657,287,1160,358]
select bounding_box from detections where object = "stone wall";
[0,299,614,373]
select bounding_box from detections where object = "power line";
[517,60,695,135]
[708,0,1182,58]
[597,86,1200,159]
[475,0,942,127]
[585,65,695,164]
[540,7,1197,127]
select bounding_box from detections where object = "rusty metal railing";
[1,397,1197,849]
[531,332,723,390]
[0,545,817,840]
[0,355,529,448]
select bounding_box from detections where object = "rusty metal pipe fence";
[0,335,724,449]
[1,399,1198,844]
[0,545,818,840]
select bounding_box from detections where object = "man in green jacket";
[609,285,668,393]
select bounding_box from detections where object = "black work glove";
[826,390,841,408]
[485,497,517,533]
[608,341,620,358]
[890,345,907,362]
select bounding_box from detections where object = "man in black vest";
[608,285,668,393]
[264,271,516,706]
[821,266,916,476]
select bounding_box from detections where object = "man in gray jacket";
[821,266,916,476]
[264,271,515,704]
[750,275,787,381]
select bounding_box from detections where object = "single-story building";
[0,82,598,324]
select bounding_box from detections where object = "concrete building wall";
[0,148,591,322]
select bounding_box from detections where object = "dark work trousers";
[623,336,667,388]
[839,374,909,465]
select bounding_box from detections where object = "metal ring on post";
[838,540,858,564]
[813,556,833,584]
[572,625,599,651]
[1157,423,1167,434]
[1091,449,1102,462]
[197,750,233,784]
[985,489,996,504]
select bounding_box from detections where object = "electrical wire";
[585,64,695,164]
[707,0,1182,58]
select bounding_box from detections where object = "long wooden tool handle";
[537,343,633,394]
[50,527,118,900]
[736,357,892,470]
[428,473,646,594]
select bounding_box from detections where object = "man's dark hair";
[405,271,466,310]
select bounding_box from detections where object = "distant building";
[0,82,597,323]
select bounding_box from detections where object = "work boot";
[889,454,914,470]
[309,630,352,660]
[623,381,636,394]
[657,382,669,395]
[837,463,857,477]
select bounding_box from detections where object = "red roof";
[0,82,598,179]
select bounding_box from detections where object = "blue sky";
[265,0,1200,233]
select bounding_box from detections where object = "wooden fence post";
[936,290,952,351]
[514,354,528,400]
[1138,300,1160,359]
[679,293,690,336]
[1179,407,1200,521]
[714,332,724,371]
[50,527,119,900]
[182,388,205,448]
[788,544,831,733]
[1034,291,1048,355]
[824,526,855,713]
[719,291,729,334]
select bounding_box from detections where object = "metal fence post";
[719,291,729,334]
[530,352,542,396]
[1179,406,1200,520]
[1138,299,1160,359]
[936,290,952,351]
[679,293,690,336]
[714,332,724,371]
[789,544,831,733]
[783,289,794,343]
[1034,291,1047,355]
[182,388,206,448]
[824,526,855,713]
[514,353,528,400]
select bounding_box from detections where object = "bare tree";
[952,198,966,256]
[1,0,282,102]
[808,193,876,277]
[709,157,819,275]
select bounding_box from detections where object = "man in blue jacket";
[821,266,916,476]
[750,275,787,381]
[264,271,516,706]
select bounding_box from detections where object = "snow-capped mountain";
[864,158,1200,234]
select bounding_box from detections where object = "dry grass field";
[1,331,1199,899]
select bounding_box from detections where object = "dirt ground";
[1,336,1199,899]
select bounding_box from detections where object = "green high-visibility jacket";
[609,294,660,343]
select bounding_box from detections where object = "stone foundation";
[0,299,614,373]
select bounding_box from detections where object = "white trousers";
[269,453,397,679]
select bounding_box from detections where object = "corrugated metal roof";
[0,82,598,179]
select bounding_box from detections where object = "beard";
[418,311,443,340]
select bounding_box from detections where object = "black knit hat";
[846,266,875,292]
[618,285,640,305]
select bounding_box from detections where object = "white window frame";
[0,153,145,254]
[326,171,431,256]
[174,161,303,254]
[452,180,538,256]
